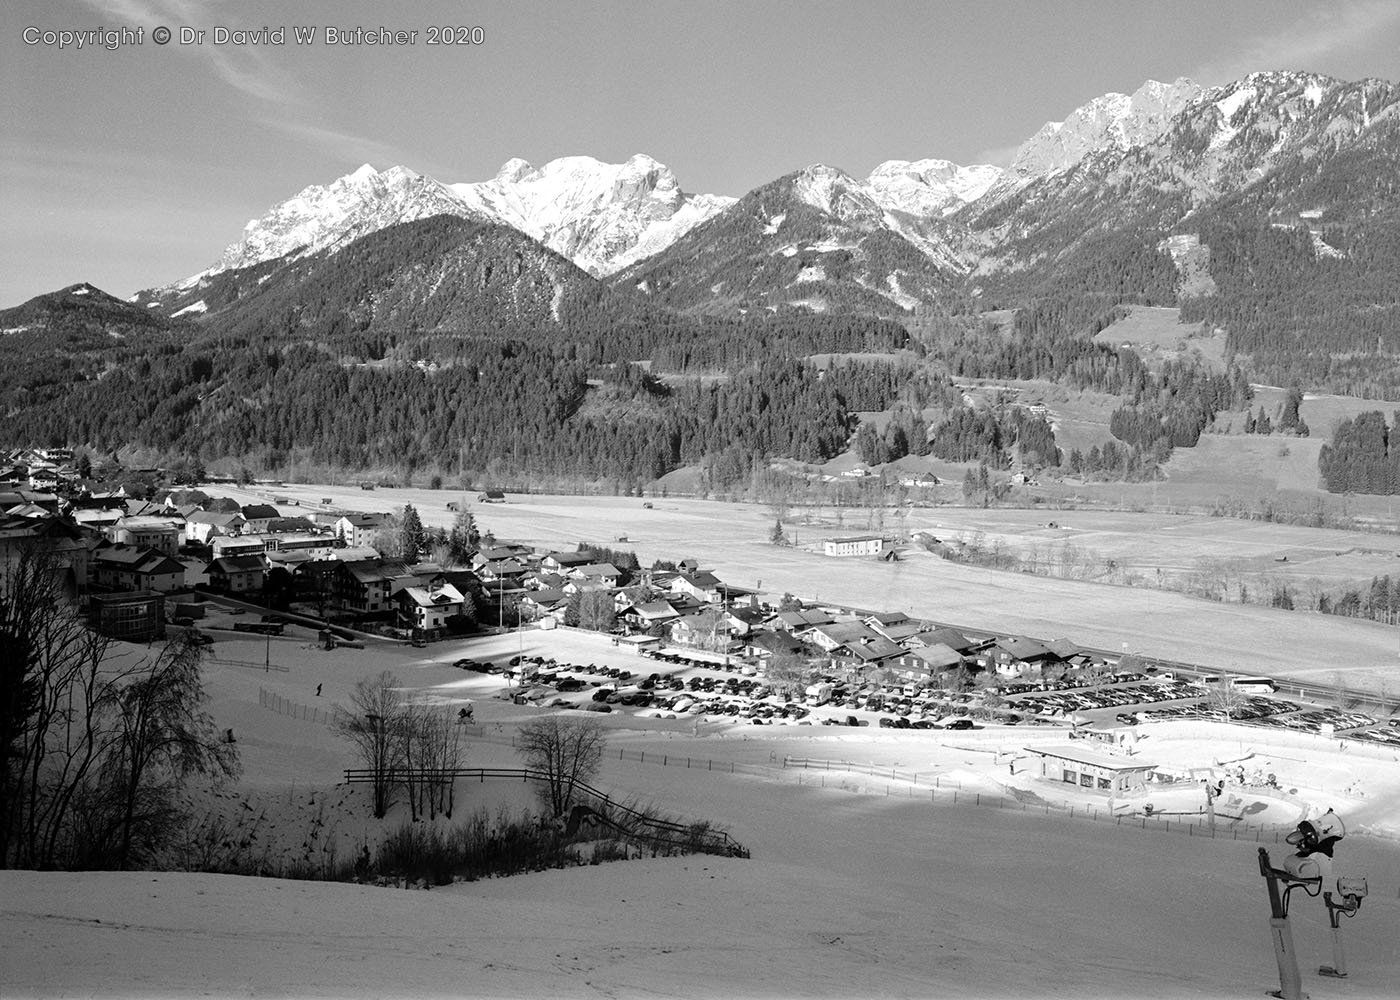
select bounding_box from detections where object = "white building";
[822,535,891,558]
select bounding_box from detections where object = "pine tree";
[400,504,426,564]
[447,508,480,564]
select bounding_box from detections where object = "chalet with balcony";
[396,582,467,631]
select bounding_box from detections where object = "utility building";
[1024,744,1156,796]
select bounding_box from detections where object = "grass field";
[1093,305,1228,371]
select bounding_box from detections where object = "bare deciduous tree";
[1205,680,1249,722]
[106,633,240,868]
[3,547,238,870]
[334,671,405,818]
[516,717,606,816]
[765,651,812,700]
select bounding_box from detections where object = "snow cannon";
[1285,808,1345,857]
[1257,809,1369,995]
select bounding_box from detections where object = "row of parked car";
[1009,679,1203,717]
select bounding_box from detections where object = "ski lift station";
[1024,744,1158,796]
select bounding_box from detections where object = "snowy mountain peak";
[205,163,474,276]
[790,164,871,217]
[448,153,732,274]
[866,158,1003,216]
[495,157,534,183]
[184,154,734,285]
[1011,77,1202,177]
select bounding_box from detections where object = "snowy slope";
[4,598,1400,1000]
[5,700,1399,999]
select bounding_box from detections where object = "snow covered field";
[4,623,1400,999]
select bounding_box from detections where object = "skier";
[315,683,322,697]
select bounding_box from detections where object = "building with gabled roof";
[542,550,594,572]
[396,582,467,631]
[569,562,622,586]
[908,627,982,654]
[743,629,808,661]
[520,588,567,620]
[985,636,1060,678]
[803,620,881,654]
[105,515,184,556]
[620,600,680,631]
[908,642,965,672]
[333,558,412,614]
[769,608,835,631]
[334,513,389,548]
[206,554,267,594]
[239,504,281,532]
[671,570,723,604]
[184,510,247,544]
[90,543,186,593]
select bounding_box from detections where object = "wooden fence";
[341,766,744,855]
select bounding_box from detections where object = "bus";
[1230,676,1277,693]
[233,621,284,636]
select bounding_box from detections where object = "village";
[6,446,1400,802]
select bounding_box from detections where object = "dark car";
[945,719,975,730]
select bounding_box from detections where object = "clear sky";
[2,0,1397,307]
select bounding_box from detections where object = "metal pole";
[1323,920,1348,978]
[1268,918,1305,999]
[1258,849,1304,1000]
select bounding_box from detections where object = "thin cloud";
[1190,0,1400,84]
[78,0,304,108]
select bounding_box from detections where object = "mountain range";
[4,69,1400,485]
[134,70,1395,329]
